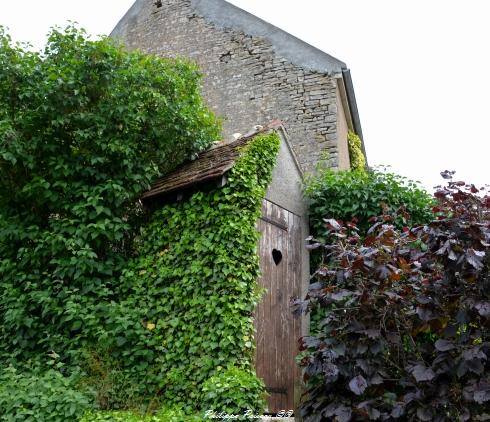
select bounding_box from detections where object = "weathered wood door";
[255,199,302,414]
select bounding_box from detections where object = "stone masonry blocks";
[112,0,343,172]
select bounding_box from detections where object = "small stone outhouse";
[141,121,309,413]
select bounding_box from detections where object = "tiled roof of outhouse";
[141,121,282,201]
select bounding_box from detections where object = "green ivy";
[201,365,267,418]
[347,131,366,171]
[91,132,280,413]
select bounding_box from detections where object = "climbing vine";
[347,131,366,171]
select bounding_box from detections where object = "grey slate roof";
[141,137,245,200]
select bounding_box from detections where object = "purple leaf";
[323,363,339,382]
[416,306,435,321]
[435,339,456,352]
[391,405,404,418]
[466,248,485,270]
[459,408,471,421]
[457,361,468,378]
[306,242,321,250]
[302,337,321,349]
[440,170,455,179]
[467,358,485,375]
[474,384,490,404]
[409,364,436,382]
[403,391,420,404]
[332,342,346,356]
[386,332,401,344]
[355,359,370,373]
[308,282,324,292]
[315,267,329,277]
[375,265,391,280]
[335,405,352,422]
[456,309,469,324]
[368,407,381,420]
[324,404,352,422]
[370,341,384,355]
[356,343,368,355]
[475,302,490,317]
[463,346,486,361]
[436,240,450,256]
[349,375,368,395]
[330,289,353,301]
[361,328,381,339]
[416,295,432,304]
[384,291,403,301]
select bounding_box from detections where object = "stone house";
[111,0,366,174]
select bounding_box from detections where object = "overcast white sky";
[1,0,489,191]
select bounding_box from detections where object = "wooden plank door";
[255,199,301,414]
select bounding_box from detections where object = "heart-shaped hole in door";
[272,249,282,266]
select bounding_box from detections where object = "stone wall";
[112,0,350,172]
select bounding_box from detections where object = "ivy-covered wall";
[347,130,366,171]
[98,132,281,415]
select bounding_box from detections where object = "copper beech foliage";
[294,173,490,421]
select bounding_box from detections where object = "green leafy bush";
[80,349,143,411]
[201,365,267,417]
[0,23,220,366]
[347,131,366,171]
[0,366,93,422]
[81,412,141,422]
[305,167,434,236]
